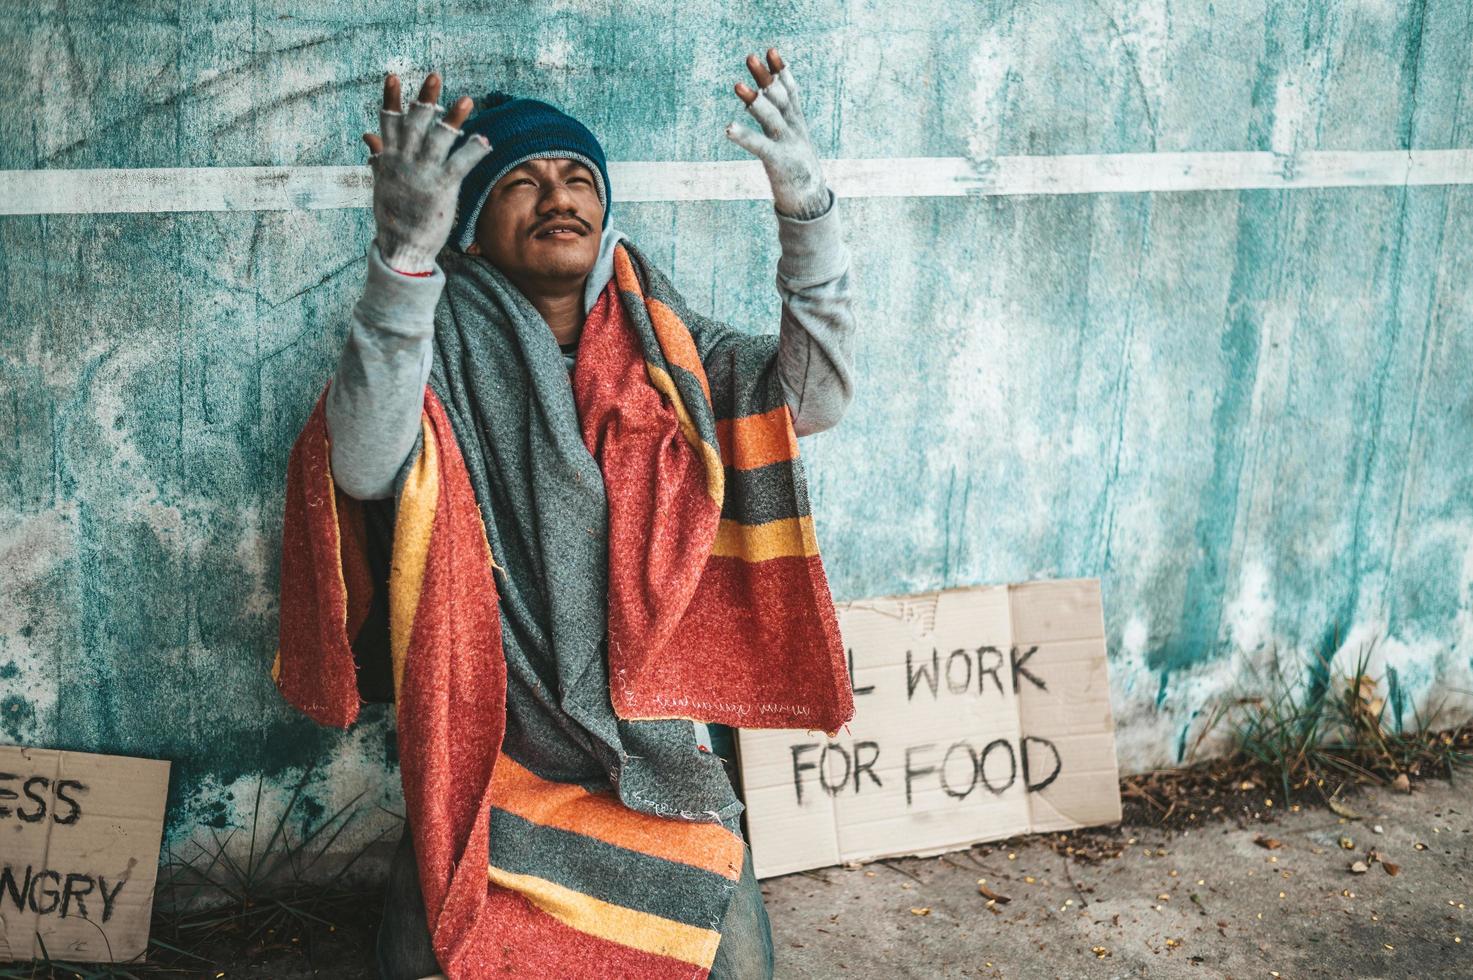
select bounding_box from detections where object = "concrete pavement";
[764,779,1471,979]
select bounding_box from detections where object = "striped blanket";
[273,241,853,977]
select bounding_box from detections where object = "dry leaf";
[1254,836,1284,850]
[1350,861,1369,874]
[977,884,1011,904]
[1392,773,1411,794]
[1091,946,1111,958]
[909,907,931,916]
[1328,798,1362,820]
[1339,837,1356,850]
[1383,862,1401,877]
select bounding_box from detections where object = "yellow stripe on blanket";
[644,362,725,504]
[487,865,723,968]
[711,516,819,562]
[389,415,441,704]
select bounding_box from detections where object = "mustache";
[531,214,592,236]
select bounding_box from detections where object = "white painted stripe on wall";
[6,150,1473,216]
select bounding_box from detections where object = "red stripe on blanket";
[576,282,722,660]
[337,494,374,644]
[393,393,509,977]
[274,391,363,728]
[610,554,851,732]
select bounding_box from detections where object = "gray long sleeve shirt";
[325,194,856,500]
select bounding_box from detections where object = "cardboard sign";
[0,746,170,963]
[737,579,1121,878]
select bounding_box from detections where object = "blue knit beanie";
[450,92,611,249]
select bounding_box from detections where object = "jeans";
[375,825,774,980]
[709,848,776,979]
[375,826,439,980]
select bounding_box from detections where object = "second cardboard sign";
[737,579,1122,879]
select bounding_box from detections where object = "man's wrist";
[376,235,439,276]
[774,184,833,222]
[357,243,446,335]
[775,188,847,285]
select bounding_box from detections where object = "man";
[272,49,855,979]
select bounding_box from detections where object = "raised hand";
[363,73,490,273]
[726,49,831,220]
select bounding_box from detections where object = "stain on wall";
[4,0,1473,856]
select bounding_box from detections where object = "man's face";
[469,157,604,289]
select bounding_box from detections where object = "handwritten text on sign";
[737,580,1121,878]
[0,746,170,963]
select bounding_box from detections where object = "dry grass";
[1120,643,1473,829]
[0,769,393,980]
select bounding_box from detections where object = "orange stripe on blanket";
[711,516,819,562]
[613,245,643,297]
[486,866,723,968]
[715,406,799,471]
[491,757,744,881]
[646,297,712,403]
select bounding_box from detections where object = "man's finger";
[379,108,403,151]
[746,52,774,90]
[742,90,786,139]
[363,133,384,155]
[445,134,492,182]
[400,98,440,156]
[419,119,460,164]
[416,72,441,106]
[445,95,474,130]
[767,48,786,75]
[761,78,791,113]
[774,66,806,124]
[382,73,401,112]
[725,121,775,160]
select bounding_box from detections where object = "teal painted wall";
[4,1,1473,850]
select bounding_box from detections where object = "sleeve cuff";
[356,243,447,336]
[775,189,849,285]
